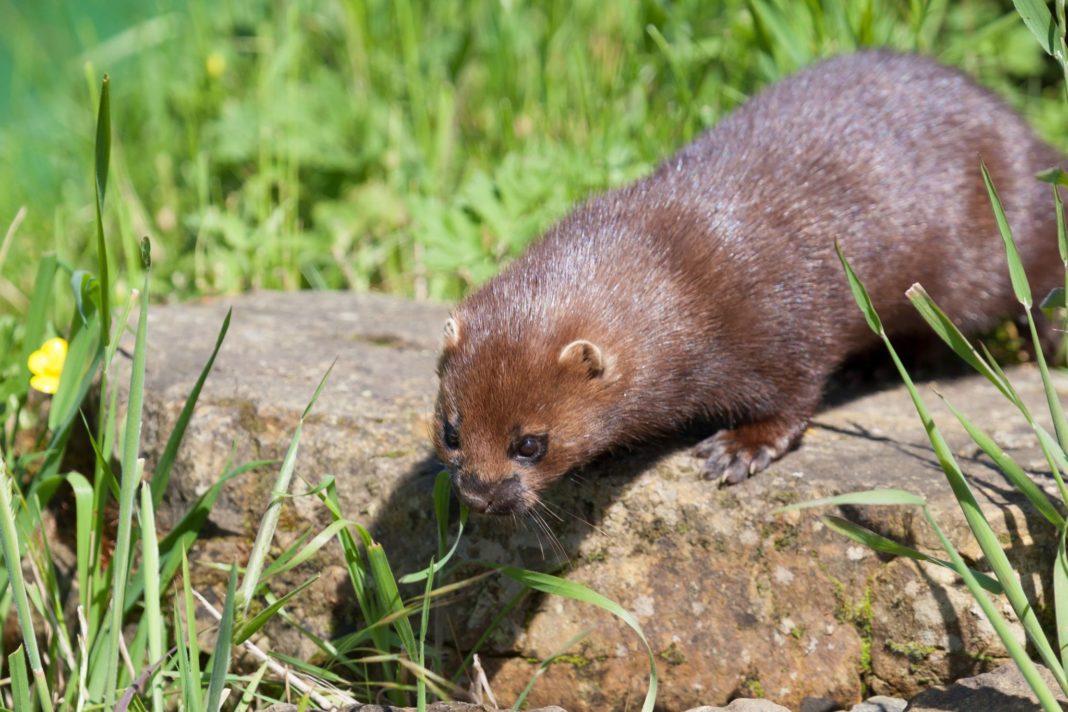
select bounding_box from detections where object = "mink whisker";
[532,504,570,565]
[541,499,607,538]
[523,511,547,559]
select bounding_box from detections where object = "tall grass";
[0,0,1062,329]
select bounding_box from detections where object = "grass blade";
[1056,182,1067,265]
[417,557,434,711]
[1034,425,1068,503]
[498,566,658,712]
[398,525,466,585]
[906,283,1013,401]
[511,630,589,711]
[776,488,926,511]
[152,308,231,508]
[181,550,203,712]
[9,646,31,712]
[401,470,467,584]
[746,0,808,69]
[821,515,1002,594]
[318,483,391,700]
[1041,288,1066,308]
[1039,167,1068,187]
[895,342,1068,690]
[938,395,1063,527]
[233,574,318,645]
[981,160,1032,307]
[101,275,136,373]
[1014,0,1058,55]
[70,471,97,630]
[120,458,268,616]
[1057,526,1068,671]
[0,455,53,711]
[925,507,1063,710]
[842,248,1068,690]
[1025,309,1068,452]
[104,252,150,703]
[232,662,269,712]
[238,361,333,613]
[48,307,101,432]
[835,240,883,334]
[94,75,111,345]
[173,600,196,712]
[204,564,238,712]
[366,542,419,663]
[1055,184,1068,361]
[979,340,1025,408]
[259,521,353,582]
[148,459,271,612]
[645,25,695,108]
[140,483,165,712]
[268,650,354,684]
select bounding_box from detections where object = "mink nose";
[454,473,526,514]
[486,474,526,514]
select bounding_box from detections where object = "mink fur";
[433,50,1065,514]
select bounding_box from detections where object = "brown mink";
[432,50,1065,515]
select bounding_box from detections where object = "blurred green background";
[0,0,1064,320]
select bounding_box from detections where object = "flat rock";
[849,695,907,712]
[904,663,1068,710]
[685,699,791,711]
[114,291,1066,711]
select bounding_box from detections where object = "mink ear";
[559,340,607,378]
[442,317,461,351]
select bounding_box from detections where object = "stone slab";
[114,291,1067,711]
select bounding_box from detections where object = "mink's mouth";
[452,471,531,515]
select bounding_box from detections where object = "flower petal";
[42,337,68,365]
[28,349,49,376]
[27,338,68,393]
[30,374,59,395]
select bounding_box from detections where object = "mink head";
[432,312,623,515]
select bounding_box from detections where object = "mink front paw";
[693,417,807,486]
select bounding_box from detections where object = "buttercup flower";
[27,337,68,395]
[206,51,226,79]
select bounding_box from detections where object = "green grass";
[0,0,1065,326]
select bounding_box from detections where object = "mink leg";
[693,412,810,485]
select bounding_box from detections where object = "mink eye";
[513,434,548,462]
[443,421,460,450]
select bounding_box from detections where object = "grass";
[0,0,1065,324]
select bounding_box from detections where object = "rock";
[265,705,566,712]
[684,699,791,711]
[115,291,1066,711]
[849,695,907,711]
[799,697,839,712]
[904,663,1068,710]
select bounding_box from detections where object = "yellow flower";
[206,51,226,79]
[28,337,68,395]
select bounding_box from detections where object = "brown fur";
[433,51,1066,514]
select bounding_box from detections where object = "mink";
[432,50,1065,514]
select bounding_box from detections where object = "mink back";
[448,49,1064,451]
